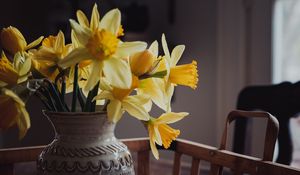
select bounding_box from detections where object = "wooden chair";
[1,110,300,175]
[233,82,300,164]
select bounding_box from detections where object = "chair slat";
[172,152,182,175]
[137,150,150,175]
[190,157,200,175]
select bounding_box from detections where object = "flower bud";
[130,50,154,76]
[0,26,27,54]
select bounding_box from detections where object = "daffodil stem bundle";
[71,64,79,112]
[90,82,99,112]
[84,82,99,112]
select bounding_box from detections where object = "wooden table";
[1,110,300,175]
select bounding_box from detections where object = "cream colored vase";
[37,111,135,175]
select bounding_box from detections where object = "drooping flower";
[0,88,30,139]
[29,31,72,82]
[59,4,147,91]
[0,26,43,55]
[0,52,31,87]
[147,112,189,159]
[161,34,199,111]
[93,76,150,123]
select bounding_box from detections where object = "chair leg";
[277,120,293,165]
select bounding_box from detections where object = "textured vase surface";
[37,111,135,175]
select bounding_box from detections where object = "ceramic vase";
[37,111,135,175]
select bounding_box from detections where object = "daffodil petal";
[107,99,123,123]
[144,100,152,112]
[54,31,65,54]
[90,4,100,32]
[166,84,174,112]
[161,34,170,62]
[99,9,121,35]
[115,41,147,58]
[84,60,102,91]
[148,40,158,58]
[171,45,185,67]
[139,78,167,111]
[69,19,91,45]
[4,88,25,105]
[13,52,22,71]
[19,57,31,76]
[93,90,113,101]
[25,36,44,50]
[58,48,92,68]
[153,125,162,145]
[29,47,57,62]
[156,112,189,124]
[148,126,159,159]
[99,77,113,91]
[16,106,30,139]
[103,57,132,89]
[122,96,150,121]
[71,30,81,48]
[77,10,89,28]
[0,81,7,87]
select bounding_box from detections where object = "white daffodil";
[59,4,147,91]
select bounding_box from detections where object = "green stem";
[44,79,67,112]
[71,64,79,112]
[39,87,58,111]
[84,82,99,112]
[61,76,66,104]
[35,90,53,111]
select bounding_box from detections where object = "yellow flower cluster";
[0,3,199,159]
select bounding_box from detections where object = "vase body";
[37,111,135,175]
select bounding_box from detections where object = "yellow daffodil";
[0,52,31,87]
[161,34,199,111]
[30,31,72,82]
[0,88,30,139]
[147,112,189,159]
[0,26,43,55]
[93,76,150,123]
[59,4,147,91]
[130,41,168,111]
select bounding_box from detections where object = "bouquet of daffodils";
[0,4,198,159]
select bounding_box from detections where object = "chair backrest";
[234,82,300,165]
